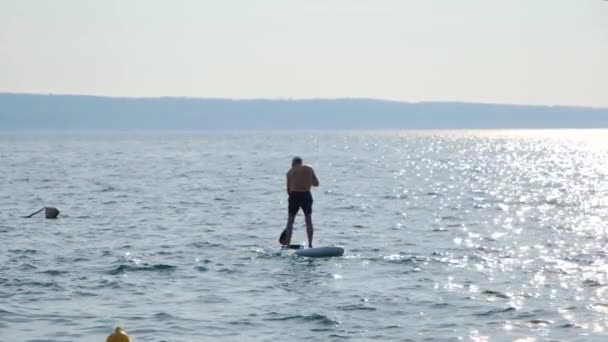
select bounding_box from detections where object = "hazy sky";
[1,0,607,107]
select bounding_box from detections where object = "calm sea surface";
[2,130,608,342]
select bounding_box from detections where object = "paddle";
[279,229,302,249]
[23,207,44,218]
[279,228,287,245]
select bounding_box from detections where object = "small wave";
[337,304,376,312]
[107,263,177,275]
[95,279,121,289]
[382,194,407,200]
[0,309,19,316]
[474,306,516,316]
[9,249,37,254]
[192,241,222,248]
[153,312,177,321]
[72,257,90,262]
[40,270,69,276]
[589,303,608,314]
[4,280,62,289]
[200,294,229,304]
[440,215,460,221]
[583,279,603,287]
[227,319,257,327]
[374,254,428,265]
[481,290,510,299]
[328,334,350,339]
[217,267,238,274]
[266,313,340,326]
[306,314,340,325]
[335,205,359,211]
[19,263,37,271]
[528,319,553,326]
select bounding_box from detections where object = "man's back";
[287,165,319,192]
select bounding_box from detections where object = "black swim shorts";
[288,191,313,215]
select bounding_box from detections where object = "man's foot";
[283,244,303,249]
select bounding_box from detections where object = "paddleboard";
[294,246,344,258]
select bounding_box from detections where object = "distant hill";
[1,93,607,130]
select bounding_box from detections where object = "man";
[279,156,319,248]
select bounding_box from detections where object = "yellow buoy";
[106,326,130,342]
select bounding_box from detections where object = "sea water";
[2,130,608,341]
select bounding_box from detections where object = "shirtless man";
[280,156,319,248]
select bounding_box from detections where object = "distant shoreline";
[2,93,608,130]
[3,92,607,110]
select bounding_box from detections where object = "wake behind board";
[294,246,344,258]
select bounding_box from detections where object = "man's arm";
[312,169,319,187]
[286,175,291,195]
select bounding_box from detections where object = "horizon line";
[1,91,607,110]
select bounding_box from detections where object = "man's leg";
[282,194,298,246]
[304,214,314,248]
[282,214,296,245]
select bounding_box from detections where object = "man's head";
[292,156,303,167]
